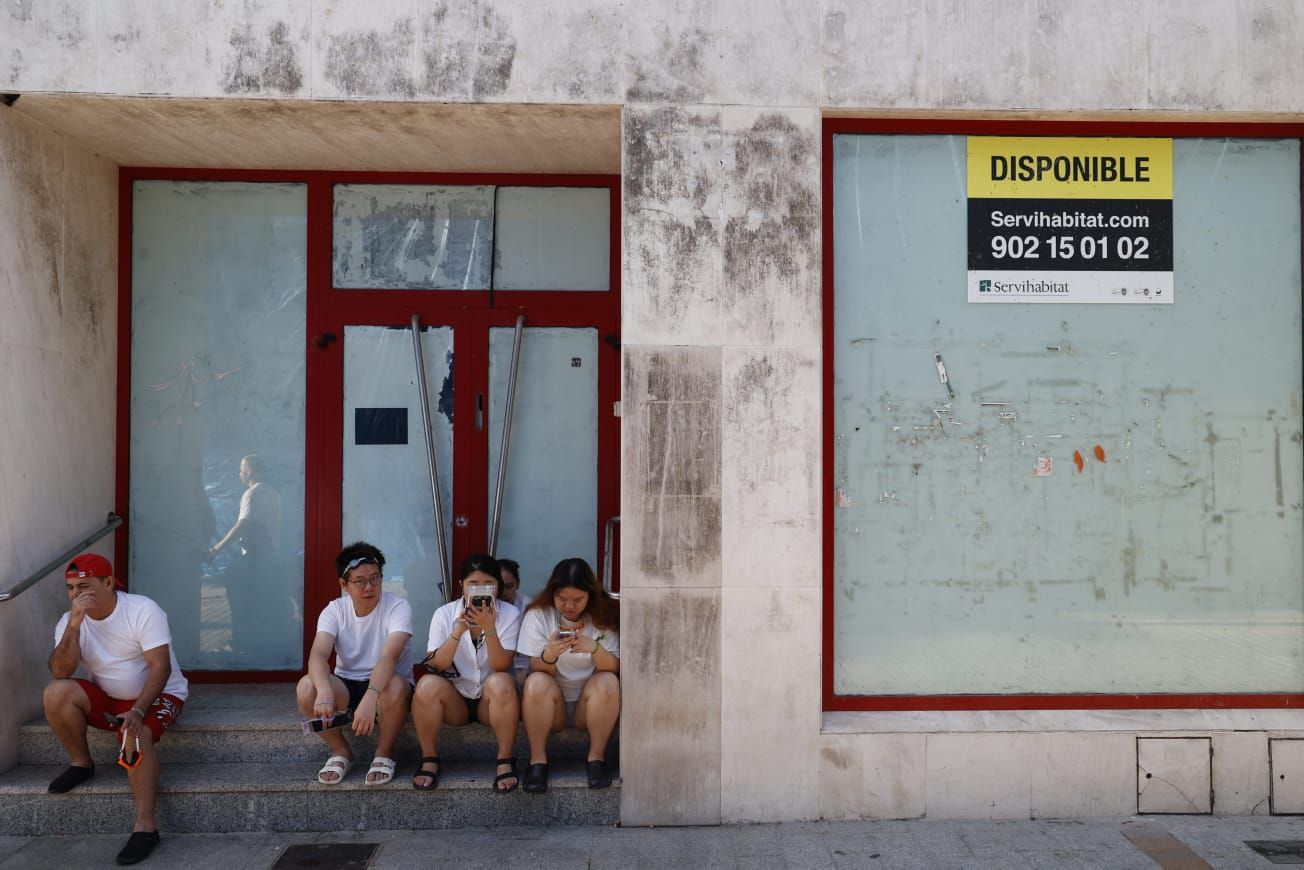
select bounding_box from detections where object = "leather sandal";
[523,761,549,794]
[493,757,519,794]
[412,755,440,790]
[586,758,612,789]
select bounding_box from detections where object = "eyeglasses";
[345,556,379,572]
[118,729,141,770]
[348,576,383,588]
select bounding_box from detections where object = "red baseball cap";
[65,553,113,580]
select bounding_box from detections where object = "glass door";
[339,322,457,641]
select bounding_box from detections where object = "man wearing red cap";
[44,553,189,865]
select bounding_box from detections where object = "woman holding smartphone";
[410,553,522,792]
[517,557,620,793]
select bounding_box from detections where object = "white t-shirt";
[54,592,189,702]
[517,607,620,702]
[316,591,414,683]
[237,481,281,554]
[425,599,521,699]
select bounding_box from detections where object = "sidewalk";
[5,816,1304,869]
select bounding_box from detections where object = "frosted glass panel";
[493,187,610,290]
[129,180,306,671]
[333,184,494,289]
[488,328,599,596]
[343,325,453,644]
[831,135,1303,695]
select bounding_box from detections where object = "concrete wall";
[4,0,1304,823]
[0,105,118,772]
[4,1,1303,112]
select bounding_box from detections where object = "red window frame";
[115,168,620,682]
[821,117,1304,711]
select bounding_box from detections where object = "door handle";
[317,332,337,349]
[476,393,484,432]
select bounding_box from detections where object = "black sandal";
[412,756,440,790]
[586,759,612,789]
[523,761,549,794]
[493,757,519,794]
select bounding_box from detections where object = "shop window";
[828,129,1303,704]
[331,184,609,291]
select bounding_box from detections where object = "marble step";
[0,760,618,835]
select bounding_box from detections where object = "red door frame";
[116,169,620,682]
[822,117,1304,711]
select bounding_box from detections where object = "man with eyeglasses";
[294,541,413,786]
[44,553,189,865]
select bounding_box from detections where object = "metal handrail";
[410,315,453,605]
[488,313,525,556]
[602,515,620,599]
[0,512,123,603]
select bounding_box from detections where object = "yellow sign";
[968,137,1173,200]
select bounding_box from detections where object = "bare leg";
[368,674,411,782]
[521,672,566,765]
[574,672,620,762]
[410,675,468,786]
[126,728,160,832]
[43,680,93,768]
[479,672,521,789]
[295,674,352,777]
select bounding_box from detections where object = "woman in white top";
[294,542,414,787]
[411,553,522,792]
[517,557,620,794]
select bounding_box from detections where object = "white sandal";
[317,754,354,785]
[366,756,396,786]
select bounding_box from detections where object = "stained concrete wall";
[0,105,118,772]
[5,2,1304,112]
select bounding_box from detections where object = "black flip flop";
[116,831,160,865]
[523,761,549,793]
[47,763,94,794]
[412,755,440,790]
[493,757,519,794]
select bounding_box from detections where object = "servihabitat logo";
[979,280,991,293]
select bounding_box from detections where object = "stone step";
[20,684,615,764]
[0,760,618,835]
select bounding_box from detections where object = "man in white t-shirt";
[44,553,190,866]
[294,541,413,787]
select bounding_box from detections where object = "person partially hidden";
[44,553,190,866]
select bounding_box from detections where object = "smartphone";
[471,594,494,608]
[300,710,352,735]
[558,629,578,640]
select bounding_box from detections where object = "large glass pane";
[342,324,454,645]
[831,135,1303,695]
[130,180,307,671]
[332,184,494,289]
[493,187,610,290]
[488,328,599,597]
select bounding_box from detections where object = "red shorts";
[77,679,184,743]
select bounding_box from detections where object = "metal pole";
[0,512,123,603]
[411,314,452,604]
[602,515,621,598]
[488,313,525,556]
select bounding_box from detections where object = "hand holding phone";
[300,710,352,736]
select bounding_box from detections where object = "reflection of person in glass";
[210,454,282,658]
